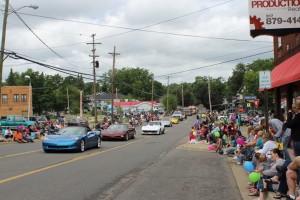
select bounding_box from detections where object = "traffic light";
[95,61,99,68]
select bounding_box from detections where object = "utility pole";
[166,76,170,111]
[151,75,154,112]
[0,0,9,84]
[87,34,101,123]
[67,87,70,114]
[182,84,184,107]
[208,76,212,114]
[109,46,120,124]
[80,90,83,118]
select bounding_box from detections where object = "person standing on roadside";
[286,101,300,157]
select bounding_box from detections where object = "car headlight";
[71,137,79,141]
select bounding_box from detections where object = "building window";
[278,37,282,48]
[287,43,290,51]
[21,94,27,102]
[2,94,8,103]
[13,94,19,102]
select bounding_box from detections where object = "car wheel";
[96,137,101,148]
[170,123,172,127]
[158,130,161,135]
[125,133,129,141]
[132,131,136,139]
[44,149,51,153]
[79,140,85,152]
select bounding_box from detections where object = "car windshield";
[57,127,86,135]
[107,124,127,130]
[71,118,86,123]
[37,116,47,121]
[149,122,160,126]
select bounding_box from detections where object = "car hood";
[102,130,125,134]
[142,125,160,130]
[44,135,83,142]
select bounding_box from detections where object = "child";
[228,135,236,148]
[234,145,246,165]
[213,133,223,153]
[188,126,197,143]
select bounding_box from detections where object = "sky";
[1,0,274,86]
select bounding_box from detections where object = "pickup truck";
[0,115,36,130]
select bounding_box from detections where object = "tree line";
[3,58,274,115]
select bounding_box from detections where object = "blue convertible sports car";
[42,126,101,153]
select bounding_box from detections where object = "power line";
[155,50,273,78]
[9,4,85,70]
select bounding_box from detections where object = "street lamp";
[24,75,31,120]
[0,2,38,83]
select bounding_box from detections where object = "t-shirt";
[257,140,277,158]
[13,132,23,140]
[255,137,263,147]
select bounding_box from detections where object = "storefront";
[271,52,300,119]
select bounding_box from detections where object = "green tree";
[6,68,19,86]
[161,94,177,111]
[243,58,274,109]
[226,63,246,102]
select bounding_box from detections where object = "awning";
[272,52,300,88]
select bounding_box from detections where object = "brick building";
[271,33,300,117]
[0,86,32,117]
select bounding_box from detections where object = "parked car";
[142,121,165,135]
[66,118,89,127]
[42,126,101,153]
[1,115,36,130]
[29,116,49,126]
[159,118,173,127]
[101,124,136,141]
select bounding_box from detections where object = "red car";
[101,124,136,141]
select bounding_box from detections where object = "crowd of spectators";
[188,101,300,200]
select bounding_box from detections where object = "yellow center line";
[0,138,144,184]
[0,149,42,159]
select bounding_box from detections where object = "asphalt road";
[0,116,241,200]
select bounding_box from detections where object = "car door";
[85,128,97,147]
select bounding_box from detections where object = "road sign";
[259,71,272,89]
[244,96,257,102]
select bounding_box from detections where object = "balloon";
[208,144,216,150]
[214,131,220,138]
[243,161,254,173]
[236,137,245,145]
[249,172,260,183]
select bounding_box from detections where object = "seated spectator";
[257,148,285,200]
[213,133,223,153]
[4,127,13,142]
[257,133,277,159]
[206,123,220,144]
[13,129,27,143]
[286,156,300,200]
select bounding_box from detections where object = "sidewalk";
[178,125,277,200]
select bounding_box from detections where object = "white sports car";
[159,119,172,127]
[142,121,165,135]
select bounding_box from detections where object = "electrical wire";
[9,4,87,68]
[155,50,273,78]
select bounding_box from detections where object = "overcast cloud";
[2,0,273,85]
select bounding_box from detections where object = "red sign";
[254,99,260,108]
